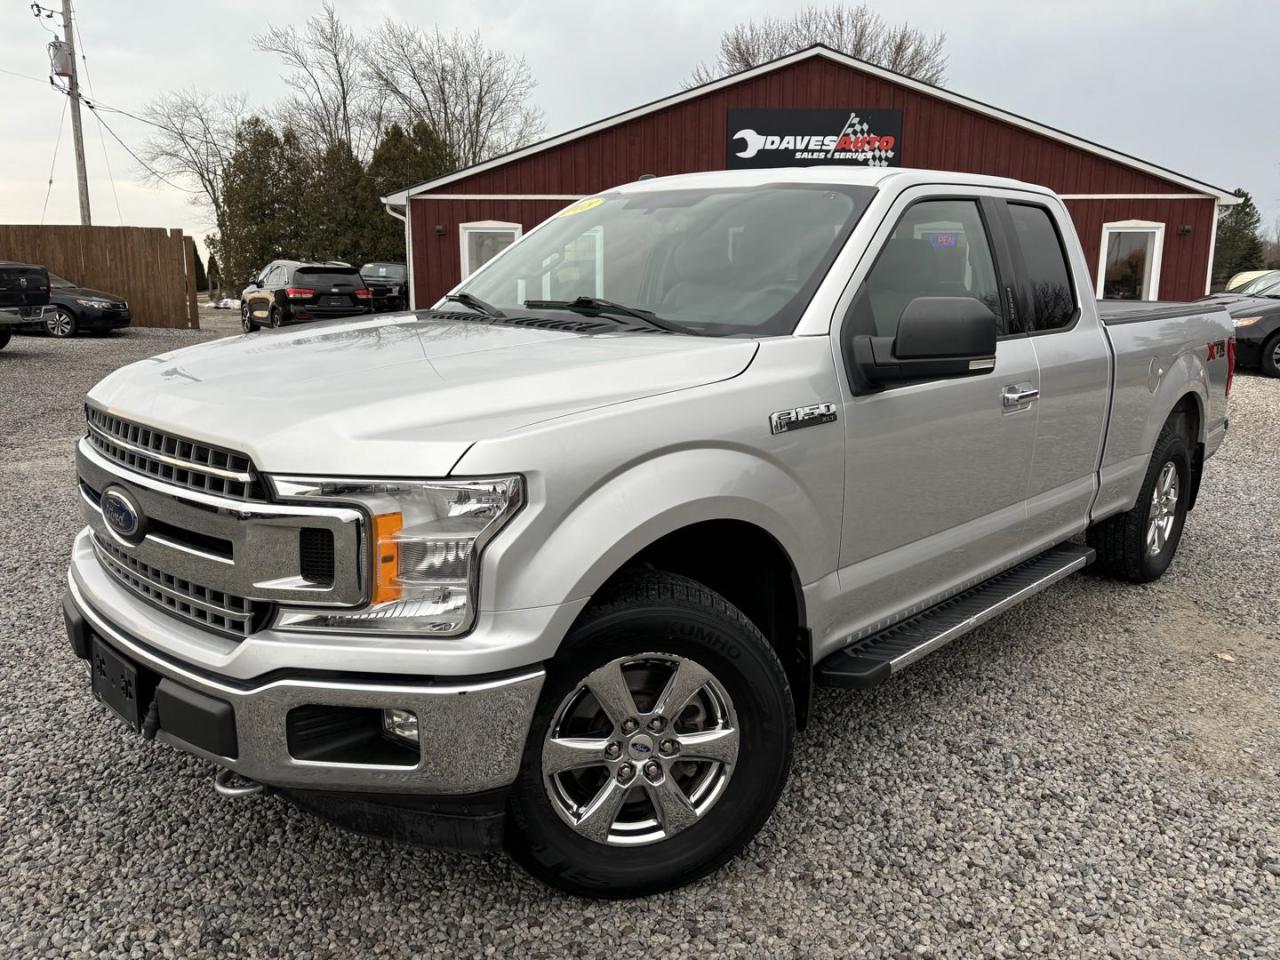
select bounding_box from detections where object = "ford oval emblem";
[101,487,145,543]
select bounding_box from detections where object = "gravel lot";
[1,327,1277,959]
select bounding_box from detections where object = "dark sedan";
[1222,278,1280,377]
[40,272,131,338]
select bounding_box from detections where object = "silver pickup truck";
[64,169,1234,897]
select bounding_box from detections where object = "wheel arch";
[1166,390,1205,510]
[589,518,812,729]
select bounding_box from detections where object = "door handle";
[1002,384,1039,408]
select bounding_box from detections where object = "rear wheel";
[506,571,794,898]
[268,305,282,328]
[1087,423,1191,582]
[1261,332,1280,378]
[45,307,77,338]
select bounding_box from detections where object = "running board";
[815,544,1095,689]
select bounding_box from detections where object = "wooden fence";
[0,224,198,329]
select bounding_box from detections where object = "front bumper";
[64,574,545,797]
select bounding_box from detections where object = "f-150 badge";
[770,402,838,435]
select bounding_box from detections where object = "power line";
[84,102,202,194]
[41,96,69,224]
[0,65,52,85]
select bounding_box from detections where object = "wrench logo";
[733,128,767,159]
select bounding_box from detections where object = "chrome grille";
[85,406,265,501]
[92,535,260,639]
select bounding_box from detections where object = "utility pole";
[61,0,91,225]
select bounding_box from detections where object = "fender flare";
[477,446,836,613]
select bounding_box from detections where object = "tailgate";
[0,263,50,309]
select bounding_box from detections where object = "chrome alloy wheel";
[46,309,75,337]
[1272,338,1280,368]
[541,653,739,846]
[1146,461,1179,557]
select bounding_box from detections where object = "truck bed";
[1092,299,1233,523]
[1097,299,1222,325]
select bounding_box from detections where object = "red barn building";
[383,45,1236,309]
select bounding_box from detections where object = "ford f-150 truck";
[64,169,1234,898]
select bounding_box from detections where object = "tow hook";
[213,767,265,798]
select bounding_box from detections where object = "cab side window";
[1008,203,1076,331]
[848,198,1001,339]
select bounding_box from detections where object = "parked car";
[64,169,1234,898]
[1225,269,1278,292]
[359,261,408,312]
[240,260,373,332]
[1231,270,1280,297]
[33,272,132,338]
[0,261,50,351]
[1225,282,1280,376]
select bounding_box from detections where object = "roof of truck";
[605,167,1056,197]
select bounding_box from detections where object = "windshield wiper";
[444,292,505,317]
[523,296,685,333]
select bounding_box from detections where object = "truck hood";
[88,313,758,476]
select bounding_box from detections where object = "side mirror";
[853,296,998,385]
[252,278,263,288]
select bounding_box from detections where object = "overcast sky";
[2,0,1275,260]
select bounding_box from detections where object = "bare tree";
[139,87,248,231]
[365,25,544,168]
[689,4,947,86]
[254,1,383,160]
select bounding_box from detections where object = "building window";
[1098,220,1164,301]
[460,221,522,278]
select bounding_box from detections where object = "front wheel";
[240,301,259,333]
[46,307,77,338]
[1088,423,1191,582]
[506,571,794,898]
[0,329,9,351]
[1261,332,1280,378]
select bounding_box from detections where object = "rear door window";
[1007,203,1076,331]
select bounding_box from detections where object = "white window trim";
[1097,220,1165,301]
[459,220,523,278]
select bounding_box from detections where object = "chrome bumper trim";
[68,577,545,795]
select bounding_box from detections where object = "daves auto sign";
[727,109,902,169]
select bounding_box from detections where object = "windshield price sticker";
[558,197,605,217]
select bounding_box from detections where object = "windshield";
[293,267,361,286]
[49,273,75,288]
[454,184,875,336]
[1237,272,1280,295]
[362,262,406,280]
[1251,275,1280,297]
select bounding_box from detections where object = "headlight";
[75,298,112,309]
[1233,316,1260,327]
[269,475,523,636]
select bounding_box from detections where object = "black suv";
[359,261,408,312]
[241,261,372,332]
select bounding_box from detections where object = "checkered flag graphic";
[831,112,895,167]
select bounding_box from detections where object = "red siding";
[1064,198,1216,302]
[410,55,1216,304]
[410,199,566,308]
